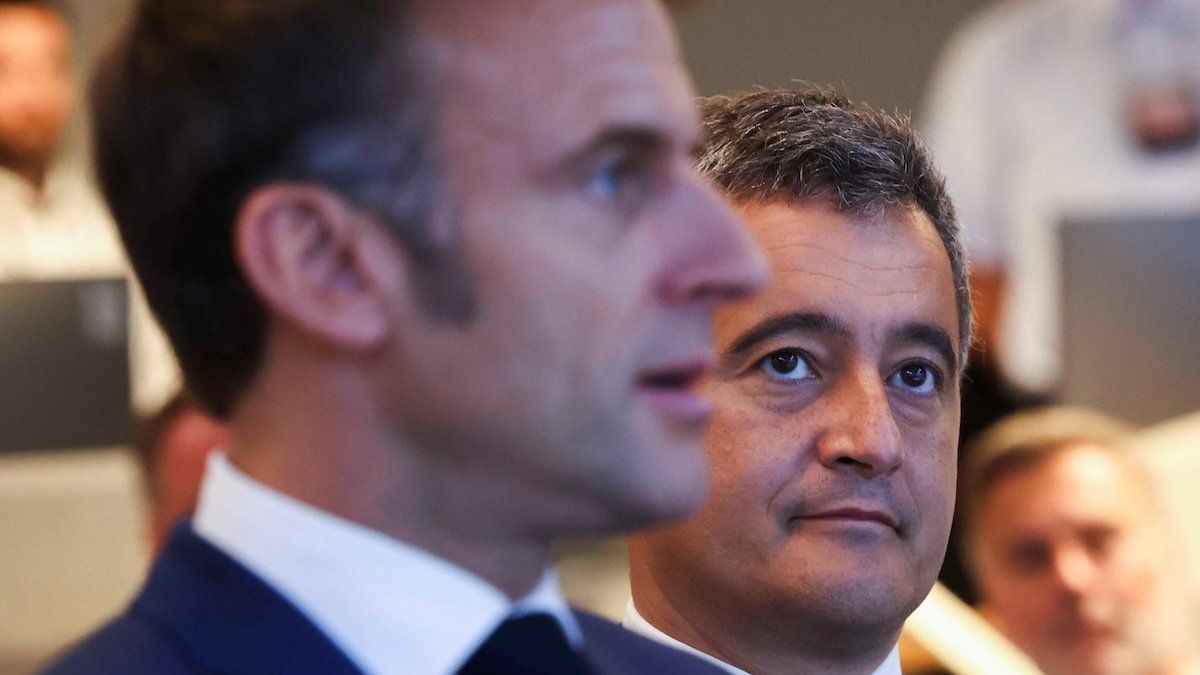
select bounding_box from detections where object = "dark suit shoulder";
[41,608,195,675]
[42,524,361,675]
[574,610,727,674]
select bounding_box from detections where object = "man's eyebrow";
[724,312,851,359]
[891,322,958,373]
[572,126,667,158]
[548,125,668,180]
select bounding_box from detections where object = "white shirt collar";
[0,160,90,212]
[622,599,902,675]
[193,452,581,675]
[0,162,125,280]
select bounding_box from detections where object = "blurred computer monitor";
[0,278,132,452]
[1060,216,1200,425]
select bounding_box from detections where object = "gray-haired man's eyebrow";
[890,322,958,374]
[724,312,851,360]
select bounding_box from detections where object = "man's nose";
[1051,544,1101,597]
[815,365,903,479]
[656,174,767,307]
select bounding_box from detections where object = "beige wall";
[673,0,992,113]
[0,449,147,674]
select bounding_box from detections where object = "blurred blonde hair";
[959,406,1146,567]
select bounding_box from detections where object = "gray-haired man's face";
[632,199,960,656]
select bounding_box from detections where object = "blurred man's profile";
[962,407,1200,675]
[43,0,764,673]
[626,89,970,675]
[133,392,227,555]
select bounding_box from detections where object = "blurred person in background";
[0,0,68,192]
[132,391,227,556]
[0,0,119,276]
[0,0,176,414]
[45,0,765,673]
[923,0,1200,415]
[961,406,1200,675]
[922,0,1200,604]
[626,89,969,675]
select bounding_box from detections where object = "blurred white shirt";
[922,0,1200,394]
[0,162,120,277]
[0,161,177,413]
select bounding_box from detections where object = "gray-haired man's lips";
[787,502,902,534]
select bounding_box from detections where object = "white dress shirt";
[622,600,901,675]
[922,0,1200,394]
[193,453,582,675]
[0,163,122,279]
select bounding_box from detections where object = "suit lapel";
[573,610,727,675]
[132,524,363,674]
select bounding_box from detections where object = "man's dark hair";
[90,0,442,418]
[696,88,973,365]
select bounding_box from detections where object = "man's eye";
[586,152,638,200]
[1010,542,1051,573]
[889,362,939,394]
[758,350,815,381]
[1080,526,1117,559]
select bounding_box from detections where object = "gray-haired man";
[626,89,971,675]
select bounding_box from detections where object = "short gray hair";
[696,88,972,367]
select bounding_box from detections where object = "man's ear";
[234,183,403,351]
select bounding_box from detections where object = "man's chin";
[602,442,709,531]
[774,566,923,632]
[1057,637,1140,675]
[780,527,907,566]
[3,136,58,160]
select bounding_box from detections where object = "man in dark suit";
[45,1,765,672]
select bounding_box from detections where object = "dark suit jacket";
[43,524,723,674]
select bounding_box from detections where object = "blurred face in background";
[0,4,72,169]
[972,444,1188,675]
[148,409,227,554]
